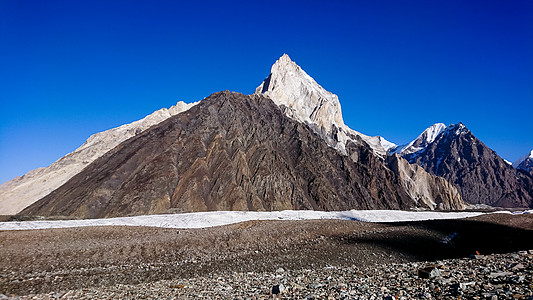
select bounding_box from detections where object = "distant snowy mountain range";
[0,54,531,216]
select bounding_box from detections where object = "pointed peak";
[255,54,346,131]
[444,122,469,136]
[422,123,447,137]
[255,54,392,157]
[513,149,533,168]
[270,53,300,74]
[430,122,447,129]
[392,123,447,155]
[448,122,466,129]
[278,53,292,62]
[421,123,447,138]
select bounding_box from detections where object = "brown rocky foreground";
[0,213,532,298]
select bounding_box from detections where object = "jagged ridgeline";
[3,54,532,219]
[22,91,457,218]
[513,150,533,177]
[400,124,533,208]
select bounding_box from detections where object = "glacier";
[2,209,528,231]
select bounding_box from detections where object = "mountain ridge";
[2,54,530,216]
[255,54,396,157]
[513,150,533,176]
[0,101,198,215]
[392,123,447,155]
[23,91,450,218]
[403,123,533,208]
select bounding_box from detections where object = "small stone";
[418,266,441,279]
[450,283,463,296]
[510,275,526,283]
[276,267,285,273]
[272,284,281,295]
[489,272,512,278]
[509,263,525,271]
[460,282,475,290]
[309,283,324,289]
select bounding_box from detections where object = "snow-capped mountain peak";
[425,123,448,141]
[513,149,533,173]
[255,54,394,156]
[392,123,446,155]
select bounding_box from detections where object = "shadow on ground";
[338,217,533,262]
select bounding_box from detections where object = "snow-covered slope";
[255,54,395,156]
[392,123,446,155]
[1,209,518,231]
[0,101,198,215]
[513,150,533,173]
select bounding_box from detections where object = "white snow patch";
[393,123,446,155]
[377,136,397,152]
[0,210,526,231]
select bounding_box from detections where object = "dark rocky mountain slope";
[404,123,533,208]
[23,91,456,219]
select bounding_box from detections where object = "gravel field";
[10,252,532,299]
[1,213,532,299]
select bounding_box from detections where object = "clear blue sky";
[1,0,532,184]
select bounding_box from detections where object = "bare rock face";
[0,101,198,215]
[404,123,533,208]
[4,54,467,218]
[254,55,464,210]
[387,154,465,210]
[255,54,344,136]
[255,54,395,157]
[22,92,424,219]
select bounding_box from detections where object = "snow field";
[1,209,530,231]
